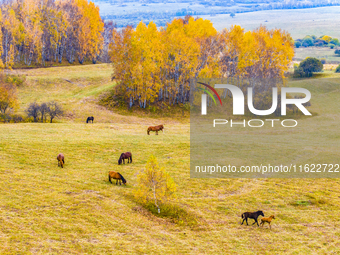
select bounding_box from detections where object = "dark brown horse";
[108,171,127,185]
[57,153,65,168]
[241,210,264,226]
[147,124,164,135]
[86,116,94,123]
[118,152,132,165]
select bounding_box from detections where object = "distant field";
[205,6,340,39]
[1,65,340,253]
[294,47,340,64]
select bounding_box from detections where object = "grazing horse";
[86,116,94,123]
[241,210,264,226]
[260,215,275,229]
[108,171,127,185]
[147,125,164,135]
[118,152,132,165]
[57,153,65,168]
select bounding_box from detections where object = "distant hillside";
[93,0,340,27]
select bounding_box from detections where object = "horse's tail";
[118,173,126,184]
[130,155,132,163]
[241,213,245,219]
[147,128,150,135]
[108,173,112,183]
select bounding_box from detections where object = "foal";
[260,215,275,229]
[241,210,264,226]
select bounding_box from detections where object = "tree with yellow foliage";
[135,155,176,214]
[109,20,294,110]
[0,84,18,115]
[0,0,103,67]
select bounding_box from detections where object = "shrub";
[298,57,323,77]
[0,114,11,123]
[320,58,326,64]
[5,75,26,87]
[294,41,301,48]
[293,65,304,77]
[26,102,41,122]
[330,38,340,46]
[321,35,332,43]
[335,49,340,55]
[11,114,24,123]
[302,37,314,47]
[135,155,176,214]
[335,64,340,73]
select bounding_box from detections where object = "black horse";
[241,210,264,226]
[118,152,132,165]
[86,116,94,123]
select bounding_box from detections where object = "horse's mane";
[118,172,126,183]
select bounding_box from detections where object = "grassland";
[206,6,340,40]
[294,47,340,64]
[1,65,340,253]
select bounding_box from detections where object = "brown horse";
[147,125,164,135]
[57,153,65,168]
[108,171,127,185]
[118,152,132,165]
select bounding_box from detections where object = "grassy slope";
[1,65,340,254]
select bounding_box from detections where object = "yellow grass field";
[1,64,340,253]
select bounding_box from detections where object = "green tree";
[299,57,323,77]
[335,64,340,73]
[330,38,339,46]
[293,64,304,78]
[302,37,314,47]
[135,155,176,214]
[294,41,301,48]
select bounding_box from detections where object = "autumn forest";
[0,0,104,69]
[0,0,295,110]
[109,17,294,109]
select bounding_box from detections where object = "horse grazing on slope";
[108,171,127,185]
[57,153,65,168]
[241,210,264,226]
[147,125,164,135]
[118,152,132,165]
[86,116,94,123]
